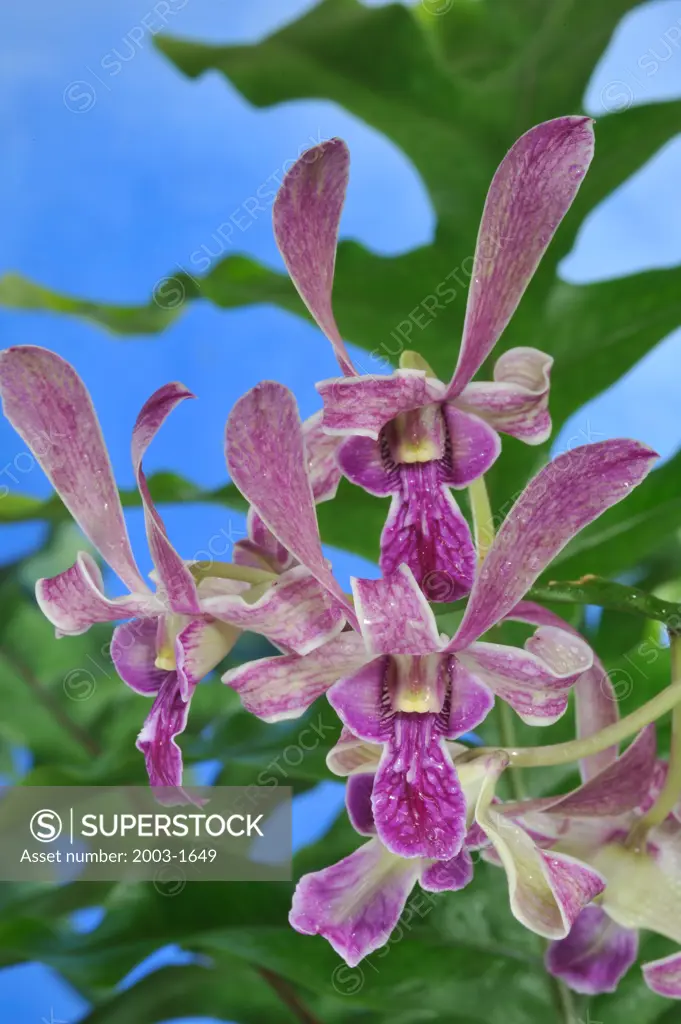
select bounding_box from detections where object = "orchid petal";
[510,601,619,779]
[346,772,377,836]
[0,346,146,593]
[447,659,495,737]
[136,672,189,788]
[175,618,240,702]
[232,507,294,573]
[643,951,681,1000]
[225,381,355,624]
[380,470,476,601]
[303,410,343,502]
[373,718,466,860]
[111,617,168,695]
[476,755,605,939]
[290,838,420,967]
[420,850,474,893]
[317,370,445,438]
[337,435,396,496]
[223,631,369,723]
[132,382,200,615]
[459,626,592,725]
[455,348,552,444]
[326,727,382,777]
[352,566,441,655]
[441,405,501,486]
[594,840,681,947]
[202,565,346,656]
[450,440,658,650]
[328,657,389,741]
[273,138,356,376]
[446,117,594,398]
[545,905,638,995]
[36,552,161,637]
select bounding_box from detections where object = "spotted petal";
[352,566,441,656]
[317,370,445,438]
[455,348,552,444]
[446,117,594,398]
[303,410,343,502]
[0,346,147,593]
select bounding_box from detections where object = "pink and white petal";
[455,348,552,445]
[132,382,201,615]
[337,435,397,496]
[446,117,594,398]
[272,139,356,377]
[317,370,445,438]
[303,410,344,502]
[346,772,377,836]
[643,951,681,1000]
[111,617,167,695]
[510,600,619,779]
[232,507,294,573]
[36,552,161,637]
[328,657,390,742]
[373,719,467,860]
[441,405,501,487]
[450,440,658,650]
[225,381,355,625]
[447,658,495,738]
[136,672,190,788]
[476,758,605,939]
[545,905,638,995]
[223,631,370,723]
[0,346,147,593]
[203,565,345,656]
[175,618,240,702]
[290,838,420,967]
[326,727,382,777]
[420,850,474,893]
[459,629,592,725]
[380,468,476,602]
[352,566,441,655]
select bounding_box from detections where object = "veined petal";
[476,755,605,939]
[326,727,382,777]
[202,565,346,656]
[373,716,466,860]
[447,659,495,738]
[450,440,658,650]
[37,552,161,637]
[303,410,343,502]
[346,772,377,836]
[175,618,240,702]
[459,626,592,725]
[273,138,356,376]
[111,617,168,695]
[132,382,201,616]
[337,435,397,496]
[225,381,355,625]
[290,838,420,967]
[420,850,474,893]
[352,566,441,655]
[441,405,501,486]
[545,905,638,995]
[594,841,681,947]
[0,346,146,593]
[446,117,594,399]
[317,370,445,438]
[328,657,390,741]
[380,466,476,602]
[223,631,370,723]
[136,672,190,788]
[510,601,619,779]
[643,951,681,1000]
[232,507,294,573]
[455,348,552,445]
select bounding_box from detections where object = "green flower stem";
[527,577,681,629]
[468,475,495,568]
[633,634,681,834]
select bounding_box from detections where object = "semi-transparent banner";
[0,786,292,882]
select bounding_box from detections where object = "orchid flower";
[273,118,595,598]
[0,348,346,787]
[222,376,656,856]
[291,741,610,966]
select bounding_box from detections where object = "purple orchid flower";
[291,741,610,966]
[222,377,656,857]
[273,117,595,598]
[0,348,346,788]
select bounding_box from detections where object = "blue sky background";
[2,0,681,1020]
